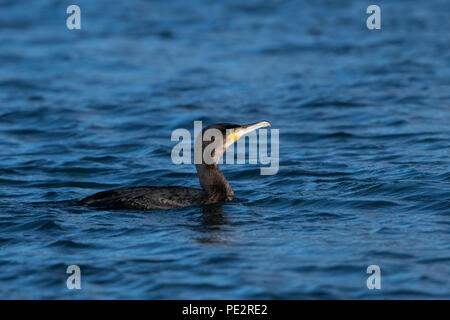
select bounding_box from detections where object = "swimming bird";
[80,121,271,210]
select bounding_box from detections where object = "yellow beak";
[229,121,271,141]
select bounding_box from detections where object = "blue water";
[0,0,449,299]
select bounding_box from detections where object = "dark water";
[0,0,449,299]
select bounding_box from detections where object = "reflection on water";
[195,204,229,243]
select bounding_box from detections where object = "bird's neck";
[195,163,234,202]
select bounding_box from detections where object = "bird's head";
[195,121,271,165]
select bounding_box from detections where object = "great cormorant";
[80,121,271,210]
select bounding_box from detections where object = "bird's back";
[80,186,207,210]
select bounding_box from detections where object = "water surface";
[0,0,449,299]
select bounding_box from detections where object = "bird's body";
[79,121,270,211]
[80,186,208,210]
